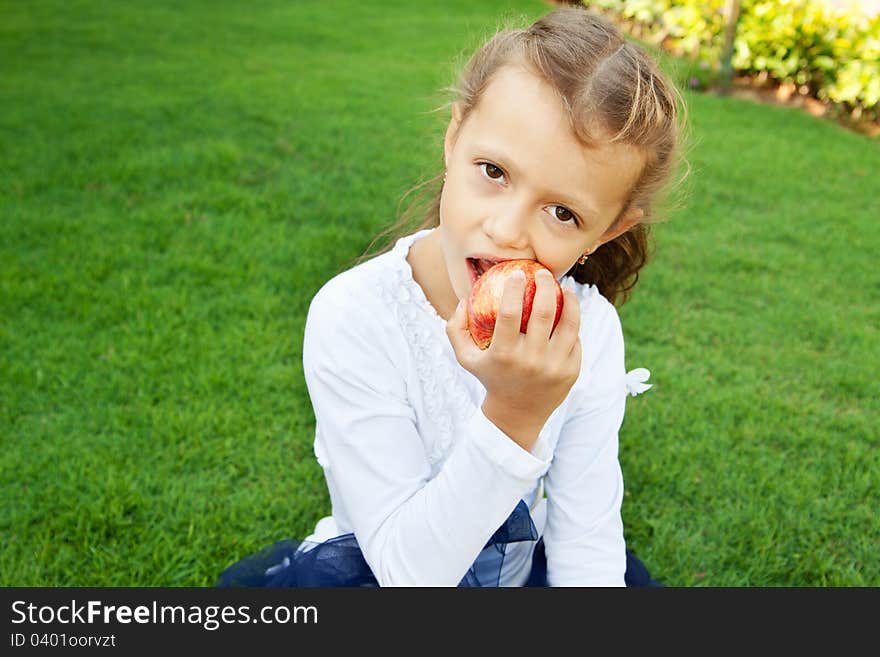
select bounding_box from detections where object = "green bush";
[586,0,880,122]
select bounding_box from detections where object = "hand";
[446,268,583,451]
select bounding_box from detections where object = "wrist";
[481,395,547,452]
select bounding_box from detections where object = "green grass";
[2,0,878,587]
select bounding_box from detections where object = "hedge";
[585,0,880,123]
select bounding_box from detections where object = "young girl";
[219,6,686,587]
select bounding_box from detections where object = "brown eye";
[547,205,578,227]
[554,206,574,222]
[481,163,504,180]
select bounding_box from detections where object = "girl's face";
[438,65,646,305]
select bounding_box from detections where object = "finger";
[446,298,481,363]
[524,268,561,347]
[567,336,583,375]
[489,269,526,350]
[548,288,581,357]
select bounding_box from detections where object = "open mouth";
[467,257,501,283]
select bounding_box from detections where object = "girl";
[220,6,686,587]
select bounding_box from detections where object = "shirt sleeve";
[302,276,550,586]
[542,294,628,587]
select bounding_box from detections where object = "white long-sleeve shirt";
[301,229,647,586]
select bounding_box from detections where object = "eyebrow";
[471,143,600,219]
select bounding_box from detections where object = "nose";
[482,198,530,252]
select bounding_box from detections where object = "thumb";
[446,298,479,363]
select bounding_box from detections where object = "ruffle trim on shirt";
[371,230,475,467]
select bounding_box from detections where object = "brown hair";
[356,6,690,306]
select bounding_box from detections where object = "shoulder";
[303,231,430,374]
[302,258,403,392]
[306,257,385,325]
[309,230,430,313]
[304,252,399,355]
[561,278,626,402]
[562,278,624,367]
[306,230,431,326]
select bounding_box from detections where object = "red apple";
[466,259,563,350]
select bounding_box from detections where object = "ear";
[443,102,464,168]
[594,206,644,249]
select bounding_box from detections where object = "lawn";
[2,0,878,586]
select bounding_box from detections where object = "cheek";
[439,184,476,235]
[438,188,450,225]
[538,247,585,279]
[438,186,462,230]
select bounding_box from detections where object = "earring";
[577,253,589,266]
[443,171,447,182]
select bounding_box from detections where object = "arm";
[303,278,549,586]
[543,299,628,586]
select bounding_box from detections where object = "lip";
[465,254,518,284]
